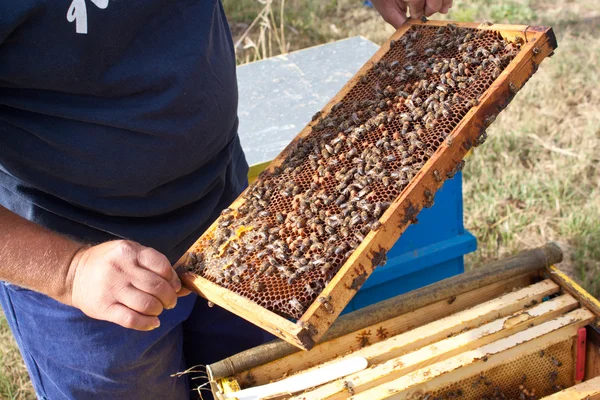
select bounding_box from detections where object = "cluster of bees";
[187,24,521,319]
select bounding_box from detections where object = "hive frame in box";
[174,20,557,350]
[207,244,600,400]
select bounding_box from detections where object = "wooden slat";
[178,272,314,350]
[353,308,594,400]
[175,21,557,350]
[540,376,600,400]
[547,266,600,320]
[242,277,552,385]
[293,294,577,400]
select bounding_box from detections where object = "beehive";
[175,20,557,350]
[206,246,600,400]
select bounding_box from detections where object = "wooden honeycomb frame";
[174,20,557,350]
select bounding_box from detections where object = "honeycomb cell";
[187,25,522,320]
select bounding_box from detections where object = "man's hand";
[371,0,453,29]
[68,240,189,331]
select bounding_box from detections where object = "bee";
[327,234,339,243]
[350,214,362,227]
[289,297,305,314]
[374,202,388,218]
[343,381,355,396]
[251,280,265,293]
[484,114,496,128]
[316,224,325,236]
[321,262,333,274]
[340,226,350,238]
[551,356,563,367]
[491,41,500,54]
[401,156,414,166]
[332,101,344,112]
[356,330,372,348]
[463,137,473,150]
[360,210,370,222]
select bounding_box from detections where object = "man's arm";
[0,205,187,331]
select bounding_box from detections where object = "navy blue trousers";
[0,283,270,399]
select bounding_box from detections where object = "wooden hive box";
[175,20,558,350]
[207,244,600,400]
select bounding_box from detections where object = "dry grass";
[1,0,598,398]
[451,0,600,294]
[0,318,35,399]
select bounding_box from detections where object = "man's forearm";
[0,205,84,304]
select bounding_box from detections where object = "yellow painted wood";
[219,376,241,400]
[247,160,272,184]
[548,266,600,315]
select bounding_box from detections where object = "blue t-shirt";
[0,1,249,260]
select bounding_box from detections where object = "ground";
[1,0,598,398]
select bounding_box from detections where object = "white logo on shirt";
[66,0,110,34]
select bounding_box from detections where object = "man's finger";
[371,0,408,29]
[131,268,178,310]
[136,247,181,292]
[440,0,452,13]
[424,0,443,16]
[105,303,160,331]
[177,287,192,297]
[407,0,426,19]
[385,4,409,28]
[116,285,164,316]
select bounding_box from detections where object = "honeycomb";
[423,338,575,399]
[186,24,522,319]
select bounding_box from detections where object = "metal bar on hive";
[174,20,558,350]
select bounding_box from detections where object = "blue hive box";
[236,37,477,313]
[346,171,477,312]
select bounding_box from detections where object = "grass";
[0,318,34,399]
[1,0,599,398]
